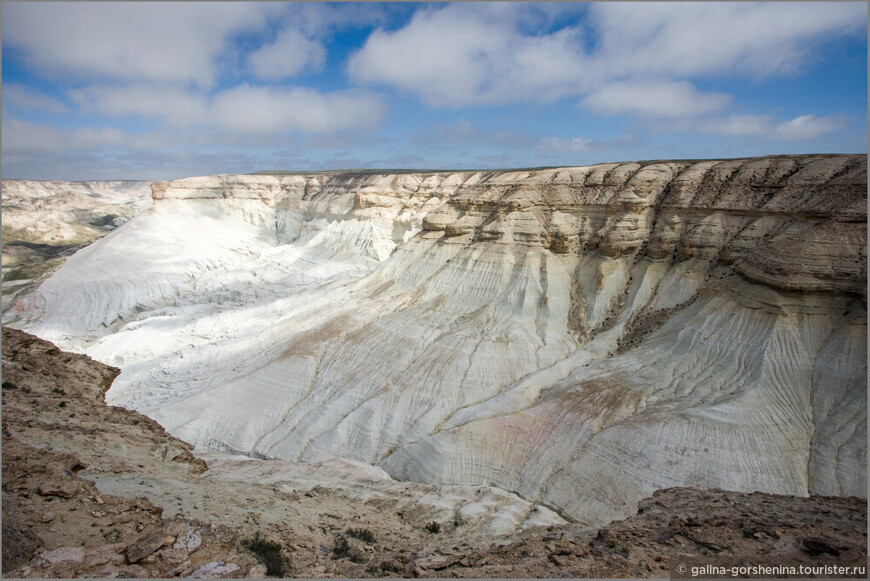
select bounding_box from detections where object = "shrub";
[242,532,289,577]
[346,527,376,543]
[380,559,404,574]
[332,534,367,563]
[333,535,351,558]
[425,521,441,534]
[619,545,630,556]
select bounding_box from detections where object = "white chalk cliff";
[11,155,867,526]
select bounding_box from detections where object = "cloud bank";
[2,2,865,179]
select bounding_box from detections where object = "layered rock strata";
[10,154,867,526]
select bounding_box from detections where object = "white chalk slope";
[12,156,867,525]
[1,179,152,245]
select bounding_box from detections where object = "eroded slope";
[3,328,865,579]
[10,155,867,525]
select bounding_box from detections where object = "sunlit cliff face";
[11,155,867,526]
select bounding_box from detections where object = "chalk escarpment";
[12,155,867,525]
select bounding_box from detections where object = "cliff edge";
[9,154,866,526]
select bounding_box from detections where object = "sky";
[2,1,867,180]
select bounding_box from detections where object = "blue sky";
[2,1,867,180]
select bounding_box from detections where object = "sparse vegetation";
[379,559,404,574]
[346,527,376,543]
[619,545,630,556]
[242,532,290,577]
[332,534,367,563]
[425,521,441,534]
[332,535,351,558]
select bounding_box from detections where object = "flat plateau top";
[248,166,561,176]
[248,153,864,176]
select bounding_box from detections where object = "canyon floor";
[3,327,866,578]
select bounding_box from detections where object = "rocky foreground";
[3,327,866,578]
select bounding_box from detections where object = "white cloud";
[248,29,326,80]
[210,86,384,134]
[305,135,367,150]
[588,2,866,79]
[268,2,407,38]
[1,116,310,179]
[67,83,384,135]
[412,119,526,147]
[348,2,865,108]
[2,2,861,179]
[2,117,127,152]
[70,85,209,126]
[2,3,268,86]
[536,137,594,152]
[2,140,279,181]
[697,113,845,140]
[581,80,730,118]
[2,84,71,114]
[348,4,588,107]
[698,115,774,137]
[773,114,845,140]
[1,2,407,88]
[410,119,612,155]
